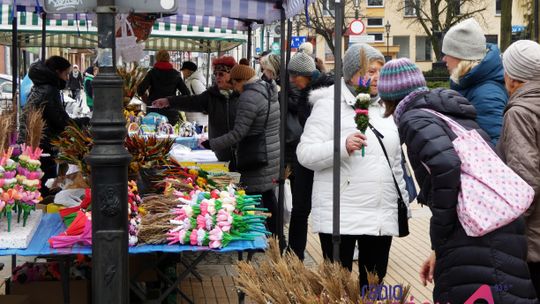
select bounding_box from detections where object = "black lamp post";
[86,0,131,303]
[385,20,391,59]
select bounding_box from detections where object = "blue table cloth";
[0,213,267,256]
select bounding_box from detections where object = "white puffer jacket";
[184,70,208,126]
[297,79,409,236]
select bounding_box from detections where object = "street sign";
[512,25,525,33]
[44,0,178,14]
[291,36,307,48]
[349,35,375,44]
[256,47,262,54]
[271,42,280,54]
[348,19,366,35]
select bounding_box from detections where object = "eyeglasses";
[213,71,227,77]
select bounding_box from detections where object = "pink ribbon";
[355,109,369,115]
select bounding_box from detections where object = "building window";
[368,33,384,42]
[323,0,335,16]
[367,0,384,7]
[325,41,334,62]
[415,36,432,61]
[495,0,501,15]
[404,0,419,16]
[367,18,384,27]
[393,36,410,58]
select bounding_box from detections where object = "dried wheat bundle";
[137,212,175,244]
[25,107,45,148]
[140,194,179,214]
[0,111,14,151]
[236,238,410,304]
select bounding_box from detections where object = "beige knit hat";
[503,40,540,82]
[230,64,256,81]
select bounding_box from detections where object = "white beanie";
[503,40,540,82]
[442,18,486,60]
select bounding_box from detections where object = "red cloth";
[154,62,174,70]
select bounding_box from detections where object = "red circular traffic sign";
[349,19,365,35]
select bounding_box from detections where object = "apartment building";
[305,0,529,71]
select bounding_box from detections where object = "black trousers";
[248,189,278,235]
[529,262,540,298]
[40,155,57,198]
[319,233,392,288]
[288,161,314,260]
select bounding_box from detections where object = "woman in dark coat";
[207,64,280,235]
[378,58,537,304]
[137,49,190,125]
[20,56,89,197]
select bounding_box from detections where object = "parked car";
[0,81,13,112]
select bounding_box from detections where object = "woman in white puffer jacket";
[296,43,408,288]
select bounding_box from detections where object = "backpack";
[423,109,534,237]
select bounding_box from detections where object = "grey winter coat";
[499,81,540,263]
[209,78,280,193]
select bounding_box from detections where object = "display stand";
[0,210,43,249]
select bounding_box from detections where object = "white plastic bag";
[276,179,293,224]
[54,189,86,207]
[116,15,144,63]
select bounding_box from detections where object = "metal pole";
[332,0,344,262]
[276,6,287,252]
[535,0,539,42]
[205,50,211,88]
[386,32,389,57]
[86,1,131,303]
[247,24,252,60]
[12,4,18,113]
[261,24,265,51]
[266,29,270,51]
[41,12,46,60]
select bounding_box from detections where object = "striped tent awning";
[0,0,252,30]
[0,0,310,25]
[0,5,246,52]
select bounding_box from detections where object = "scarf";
[154,62,174,70]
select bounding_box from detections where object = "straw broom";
[236,237,410,304]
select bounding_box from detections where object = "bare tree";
[397,0,488,61]
[500,0,513,51]
[296,0,357,54]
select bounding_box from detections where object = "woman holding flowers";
[296,43,408,288]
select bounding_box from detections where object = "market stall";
[0,0,313,303]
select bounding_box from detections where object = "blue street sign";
[291,36,307,48]
[512,25,525,33]
[256,47,262,54]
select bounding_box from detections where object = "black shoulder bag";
[368,123,410,237]
[236,86,271,171]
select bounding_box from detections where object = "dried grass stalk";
[0,110,15,151]
[236,238,410,304]
[138,212,175,244]
[25,107,45,148]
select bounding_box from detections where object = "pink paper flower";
[189,229,198,245]
[196,215,206,230]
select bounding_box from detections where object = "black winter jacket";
[19,61,87,153]
[137,65,190,125]
[167,86,238,163]
[397,88,537,304]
